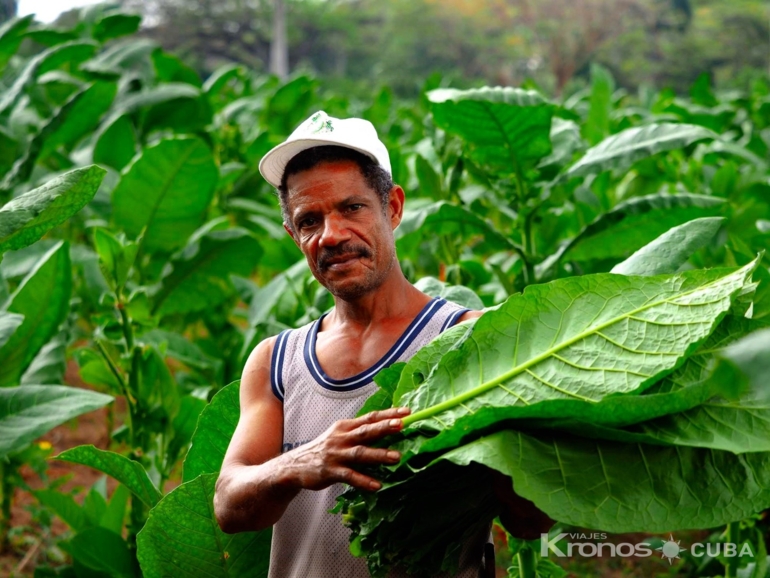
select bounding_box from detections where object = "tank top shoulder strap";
[436,300,472,334]
[268,321,314,402]
[268,297,474,402]
[394,298,471,363]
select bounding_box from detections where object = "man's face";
[284,160,404,301]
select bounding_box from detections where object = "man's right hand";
[215,335,411,533]
[282,407,410,492]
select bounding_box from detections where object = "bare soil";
[2,361,137,576]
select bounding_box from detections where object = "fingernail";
[369,481,381,490]
[387,451,400,461]
[397,407,409,415]
[389,419,401,427]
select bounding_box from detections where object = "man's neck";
[327,268,430,330]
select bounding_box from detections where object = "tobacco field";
[0,6,768,578]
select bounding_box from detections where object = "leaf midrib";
[133,139,200,246]
[403,270,744,426]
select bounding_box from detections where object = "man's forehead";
[285,159,368,196]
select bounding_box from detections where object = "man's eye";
[298,218,317,229]
[348,204,363,211]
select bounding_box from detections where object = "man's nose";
[318,213,352,247]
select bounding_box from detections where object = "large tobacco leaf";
[152,227,262,316]
[0,242,71,387]
[0,385,113,457]
[513,315,770,451]
[611,216,725,276]
[397,261,756,455]
[628,322,770,453]
[440,429,770,533]
[112,136,217,253]
[1,83,115,191]
[427,87,554,174]
[566,122,716,178]
[182,380,240,482]
[0,166,106,253]
[0,16,34,73]
[537,193,725,276]
[137,472,270,578]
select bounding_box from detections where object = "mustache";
[318,244,372,269]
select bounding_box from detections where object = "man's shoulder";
[246,318,316,364]
[456,309,484,323]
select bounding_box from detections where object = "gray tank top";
[268,296,490,578]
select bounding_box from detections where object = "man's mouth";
[322,254,362,271]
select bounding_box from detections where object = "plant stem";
[517,545,538,578]
[127,477,147,556]
[0,460,8,552]
[724,521,741,578]
[118,302,134,351]
[94,340,133,413]
[106,402,114,446]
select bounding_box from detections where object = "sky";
[17,0,108,23]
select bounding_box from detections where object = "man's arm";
[213,336,410,534]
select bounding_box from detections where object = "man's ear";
[387,185,405,230]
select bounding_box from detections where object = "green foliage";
[0,242,71,387]
[428,87,554,174]
[54,445,162,508]
[136,473,271,578]
[566,123,716,178]
[0,386,113,457]
[611,216,725,275]
[182,381,240,483]
[111,137,218,253]
[397,262,756,448]
[153,228,262,316]
[0,6,766,577]
[0,166,105,253]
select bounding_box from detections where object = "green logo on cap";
[309,112,334,134]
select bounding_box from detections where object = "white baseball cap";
[258,111,392,189]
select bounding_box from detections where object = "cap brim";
[258,137,382,189]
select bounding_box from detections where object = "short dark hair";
[276,145,394,229]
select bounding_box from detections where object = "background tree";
[117,0,768,97]
[0,0,16,23]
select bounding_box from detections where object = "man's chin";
[324,275,380,301]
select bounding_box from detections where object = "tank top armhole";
[270,329,291,402]
[439,307,471,333]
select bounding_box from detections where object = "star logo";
[657,534,685,564]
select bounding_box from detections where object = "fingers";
[333,467,383,492]
[353,407,411,427]
[344,445,401,465]
[348,417,404,444]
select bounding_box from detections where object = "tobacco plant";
[0,5,767,578]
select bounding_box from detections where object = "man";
[213,111,553,577]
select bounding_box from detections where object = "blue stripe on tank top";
[439,307,471,333]
[270,329,291,401]
[304,297,446,392]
